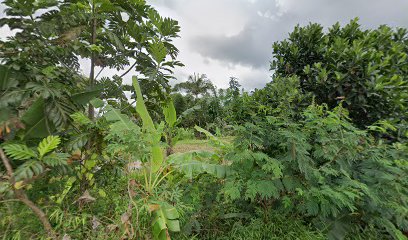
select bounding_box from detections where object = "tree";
[174,73,215,99]
[271,18,408,133]
[0,0,183,134]
[228,77,241,97]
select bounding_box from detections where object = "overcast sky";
[149,0,408,90]
[2,0,408,90]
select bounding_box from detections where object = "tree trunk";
[0,149,57,239]
[166,134,174,156]
[88,1,97,120]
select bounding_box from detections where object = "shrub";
[224,103,408,239]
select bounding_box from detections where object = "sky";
[2,0,408,90]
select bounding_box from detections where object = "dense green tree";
[271,18,408,133]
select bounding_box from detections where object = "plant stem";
[0,148,57,239]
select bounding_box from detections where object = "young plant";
[0,135,69,239]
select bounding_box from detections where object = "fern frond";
[38,135,61,159]
[14,160,44,180]
[3,144,37,160]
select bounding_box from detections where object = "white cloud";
[2,0,408,90]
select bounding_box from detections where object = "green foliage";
[271,19,408,131]
[152,203,181,240]
[37,135,61,159]
[3,144,37,160]
[2,136,67,182]
[133,76,163,172]
[2,3,407,239]
[163,98,177,128]
[168,151,228,179]
[224,103,408,239]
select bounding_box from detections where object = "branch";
[119,61,138,78]
[95,67,105,80]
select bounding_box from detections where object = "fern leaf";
[42,153,69,167]
[38,135,61,159]
[70,112,92,126]
[3,144,37,160]
[14,160,44,180]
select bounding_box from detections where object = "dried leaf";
[62,234,71,240]
[121,212,130,224]
[92,216,100,230]
[148,204,160,212]
[77,190,95,203]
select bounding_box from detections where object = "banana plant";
[133,76,164,173]
[119,76,180,240]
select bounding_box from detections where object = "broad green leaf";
[21,98,53,139]
[151,145,163,172]
[72,87,102,106]
[163,98,177,128]
[132,76,155,131]
[132,76,163,172]
[0,65,16,90]
[104,107,138,131]
[168,151,229,179]
[152,203,180,240]
[90,98,104,108]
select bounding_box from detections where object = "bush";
[224,103,408,239]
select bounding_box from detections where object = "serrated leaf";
[149,40,167,64]
[38,135,61,159]
[70,112,92,126]
[14,160,44,181]
[42,153,69,167]
[3,144,37,160]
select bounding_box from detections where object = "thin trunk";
[166,133,174,156]
[0,149,57,239]
[88,1,97,120]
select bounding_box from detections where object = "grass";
[173,137,234,154]
[173,139,214,153]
